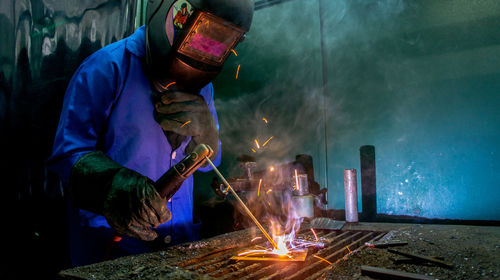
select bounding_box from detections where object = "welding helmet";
[145,0,254,91]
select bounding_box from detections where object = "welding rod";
[205,156,278,250]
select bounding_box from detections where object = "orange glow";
[113,235,122,242]
[262,136,274,147]
[231,49,238,56]
[254,139,260,149]
[257,178,262,196]
[313,255,332,265]
[294,169,299,191]
[236,64,241,79]
[161,81,176,90]
[180,120,191,128]
[311,228,318,241]
[269,166,275,172]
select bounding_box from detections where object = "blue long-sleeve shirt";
[48,26,221,266]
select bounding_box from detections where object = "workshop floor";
[320,223,500,280]
[59,223,500,280]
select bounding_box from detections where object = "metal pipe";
[360,145,376,221]
[205,156,278,250]
[344,169,359,223]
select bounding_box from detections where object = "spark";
[346,246,352,254]
[269,166,275,172]
[236,64,241,79]
[180,120,191,128]
[313,255,332,265]
[160,81,176,90]
[257,178,262,196]
[251,237,262,242]
[262,117,268,123]
[294,169,300,191]
[311,228,318,241]
[238,249,267,256]
[266,189,273,194]
[251,148,257,153]
[254,139,260,149]
[262,136,274,147]
[231,49,238,56]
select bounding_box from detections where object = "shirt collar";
[125,25,146,58]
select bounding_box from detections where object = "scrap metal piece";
[361,265,435,280]
[311,217,345,230]
[387,249,453,268]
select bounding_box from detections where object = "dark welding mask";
[146,0,254,92]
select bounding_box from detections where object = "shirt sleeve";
[47,50,120,184]
[197,82,222,172]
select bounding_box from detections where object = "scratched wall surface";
[204,0,500,221]
[0,0,137,277]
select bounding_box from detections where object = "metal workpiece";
[344,168,359,223]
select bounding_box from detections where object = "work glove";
[69,151,171,241]
[153,90,219,161]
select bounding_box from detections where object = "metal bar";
[361,266,435,280]
[205,156,278,250]
[387,249,453,268]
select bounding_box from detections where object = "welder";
[47,0,253,266]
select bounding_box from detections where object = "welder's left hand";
[154,91,219,160]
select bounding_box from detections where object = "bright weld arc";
[257,178,262,197]
[180,120,191,128]
[311,228,318,241]
[262,136,273,147]
[313,255,332,265]
[236,64,241,79]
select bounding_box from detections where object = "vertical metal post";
[360,145,376,221]
[318,0,329,204]
[344,169,359,223]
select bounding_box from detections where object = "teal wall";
[196,0,500,221]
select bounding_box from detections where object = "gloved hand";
[153,91,219,160]
[69,151,171,241]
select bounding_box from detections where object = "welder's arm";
[70,151,170,241]
[47,51,169,241]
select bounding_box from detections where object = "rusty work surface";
[59,224,386,280]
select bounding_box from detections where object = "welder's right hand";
[69,151,171,241]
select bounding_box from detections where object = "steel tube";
[344,169,359,223]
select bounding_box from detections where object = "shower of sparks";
[313,255,332,265]
[236,64,241,79]
[262,136,274,147]
[262,117,268,123]
[294,169,299,191]
[231,49,238,56]
[254,139,260,149]
[180,120,191,128]
[257,178,262,196]
[251,237,262,242]
[311,228,319,241]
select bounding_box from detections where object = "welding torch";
[154,144,213,199]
